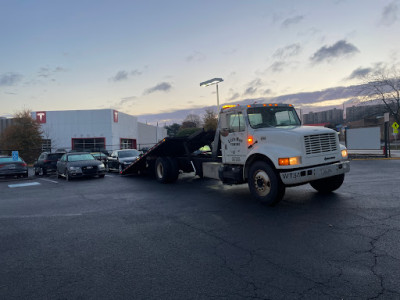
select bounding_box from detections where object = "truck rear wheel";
[310,174,345,193]
[248,161,285,206]
[166,157,179,183]
[155,157,175,183]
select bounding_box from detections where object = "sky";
[1,0,400,124]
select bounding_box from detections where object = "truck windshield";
[247,106,301,129]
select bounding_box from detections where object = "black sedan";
[107,149,141,173]
[0,156,28,178]
[56,152,106,181]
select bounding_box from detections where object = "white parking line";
[38,178,59,184]
[8,182,41,188]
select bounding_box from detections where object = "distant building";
[0,117,14,136]
[303,108,343,125]
[345,103,391,122]
[31,109,167,152]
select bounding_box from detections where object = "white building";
[32,109,166,152]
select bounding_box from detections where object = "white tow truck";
[122,103,350,205]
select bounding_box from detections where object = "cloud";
[110,70,129,82]
[143,82,172,95]
[273,43,302,59]
[186,51,206,62]
[227,92,240,101]
[37,66,66,79]
[268,61,287,72]
[310,40,359,63]
[0,72,23,86]
[281,15,304,28]
[244,87,257,96]
[380,1,399,26]
[347,67,373,80]
[110,69,143,82]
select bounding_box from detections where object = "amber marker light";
[341,149,348,159]
[247,135,254,145]
[278,156,301,166]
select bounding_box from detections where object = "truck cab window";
[227,113,245,132]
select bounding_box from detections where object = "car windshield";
[247,106,301,129]
[0,157,23,162]
[118,150,139,158]
[68,154,95,162]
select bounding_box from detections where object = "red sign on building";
[36,111,46,124]
[113,110,118,123]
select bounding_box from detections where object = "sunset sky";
[1,0,399,123]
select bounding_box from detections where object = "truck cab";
[207,103,350,205]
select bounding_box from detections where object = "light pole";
[200,78,223,111]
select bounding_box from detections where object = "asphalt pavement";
[0,161,399,299]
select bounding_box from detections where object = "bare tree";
[362,68,400,123]
[202,109,218,131]
[182,114,202,128]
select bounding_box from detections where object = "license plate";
[87,166,93,169]
[8,165,16,169]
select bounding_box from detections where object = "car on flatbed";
[56,152,106,181]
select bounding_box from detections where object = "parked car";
[90,152,110,170]
[107,149,141,173]
[56,152,106,181]
[34,152,65,175]
[0,156,28,178]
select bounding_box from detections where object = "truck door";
[220,111,248,164]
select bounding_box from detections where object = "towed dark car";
[0,156,28,178]
[34,152,65,175]
[107,149,141,173]
[56,152,106,181]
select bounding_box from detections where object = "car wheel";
[65,171,70,181]
[99,174,105,178]
[34,167,39,176]
[42,168,47,175]
[105,164,109,172]
[39,167,44,176]
[56,170,61,178]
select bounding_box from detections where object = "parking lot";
[1,159,400,299]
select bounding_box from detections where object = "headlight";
[278,156,301,166]
[99,163,105,169]
[68,166,82,171]
[341,149,348,159]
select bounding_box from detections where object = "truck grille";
[304,133,338,155]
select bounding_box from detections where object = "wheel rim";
[253,169,271,197]
[156,163,164,178]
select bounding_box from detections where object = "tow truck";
[122,103,350,205]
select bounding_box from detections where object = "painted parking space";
[8,182,41,188]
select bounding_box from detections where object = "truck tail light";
[278,156,301,166]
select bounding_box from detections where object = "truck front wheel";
[248,161,285,206]
[310,174,345,193]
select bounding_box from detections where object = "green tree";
[202,108,218,131]
[0,109,43,163]
[164,123,181,137]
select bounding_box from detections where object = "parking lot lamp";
[200,78,224,111]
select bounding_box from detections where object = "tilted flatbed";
[121,129,217,176]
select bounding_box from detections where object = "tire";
[105,163,109,172]
[34,167,39,176]
[56,170,61,178]
[166,157,179,183]
[42,168,47,175]
[310,174,345,193]
[23,172,28,178]
[99,174,105,178]
[248,161,285,206]
[155,157,173,183]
